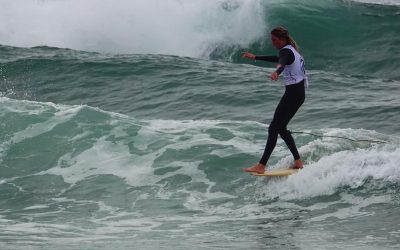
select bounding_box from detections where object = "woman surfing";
[242,26,308,174]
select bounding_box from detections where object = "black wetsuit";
[255,48,305,165]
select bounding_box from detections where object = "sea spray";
[0,0,266,57]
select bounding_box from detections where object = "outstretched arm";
[241,49,294,81]
[255,55,279,63]
[241,52,279,62]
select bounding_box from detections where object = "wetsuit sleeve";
[276,48,295,75]
[254,55,279,62]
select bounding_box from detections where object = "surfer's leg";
[244,117,284,173]
[279,128,300,160]
[259,121,280,166]
[278,83,305,163]
[258,95,288,166]
[258,82,305,167]
[278,104,302,160]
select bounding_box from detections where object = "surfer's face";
[271,34,286,49]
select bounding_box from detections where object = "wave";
[1,1,399,244]
[0,0,266,58]
[2,47,400,136]
[348,0,400,6]
[1,0,399,79]
[257,143,400,200]
[0,97,398,199]
[231,0,400,79]
[1,97,399,249]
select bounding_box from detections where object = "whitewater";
[0,0,400,249]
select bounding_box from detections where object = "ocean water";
[1,0,400,249]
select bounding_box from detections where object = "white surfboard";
[251,168,299,177]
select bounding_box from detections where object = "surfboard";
[251,168,298,177]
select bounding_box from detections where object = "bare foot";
[243,163,266,174]
[290,159,304,169]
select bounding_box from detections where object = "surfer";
[242,26,307,174]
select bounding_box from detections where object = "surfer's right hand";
[241,52,256,60]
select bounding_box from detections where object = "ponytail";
[287,35,299,52]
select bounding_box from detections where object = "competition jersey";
[281,45,308,88]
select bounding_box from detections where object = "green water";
[1,0,400,249]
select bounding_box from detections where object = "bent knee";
[268,124,279,135]
[278,128,291,137]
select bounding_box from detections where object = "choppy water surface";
[1,0,400,249]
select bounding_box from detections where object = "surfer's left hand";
[270,71,279,81]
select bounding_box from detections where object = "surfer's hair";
[271,26,299,52]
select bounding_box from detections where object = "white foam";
[258,144,400,200]
[0,0,267,58]
[42,136,154,186]
[347,0,400,5]
[23,205,49,210]
[146,119,264,156]
[3,99,394,213]
[309,193,391,222]
[0,98,83,160]
[39,120,213,189]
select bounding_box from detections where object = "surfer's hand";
[270,71,279,81]
[241,52,256,60]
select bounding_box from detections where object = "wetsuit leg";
[279,125,300,160]
[259,100,286,165]
[259,82,305,165]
